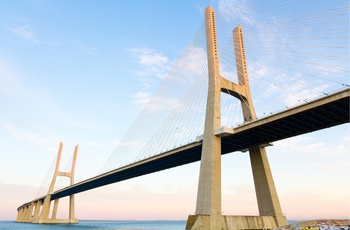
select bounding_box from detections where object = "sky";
[0,0,349,222]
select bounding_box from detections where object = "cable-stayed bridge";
[16,1,349,229]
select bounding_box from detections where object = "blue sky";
[0,0,349,221]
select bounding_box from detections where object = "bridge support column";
[16,206,25,222]
[69,194,76,220]
[38,194,52,223]
[18,206,27,222]
[52,198,59,219]
[20,205,29,223]
[19,207,25,222]
[17,142,79,224]
[249,145,286,226]
[18,203,33,223]
[26,202,34,222]
[32,200,42,223]
[15,207,22,222]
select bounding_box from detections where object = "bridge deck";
[18,88,349,210]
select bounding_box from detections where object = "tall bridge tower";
[16,142,78,224]
[186,6,287,230]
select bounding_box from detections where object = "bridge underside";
[221,90,350,153]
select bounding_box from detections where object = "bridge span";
[18,88,349,210]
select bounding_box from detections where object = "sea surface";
[0,220,186,230]
[2,220,348,230]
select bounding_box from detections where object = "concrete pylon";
[186,6,287,230]
[18,142,79,224]
[186,6,227,229]
[189,6,223,230]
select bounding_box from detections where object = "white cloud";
[129,45,207,112]
[134,91,151,108]
[139,50,168,66]
[130,47,171,80]
[9,24,40,43]
[169,46,207,83]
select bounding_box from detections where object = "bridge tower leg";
[187,6,223,230]
[186,6,286,230]
[233,25,287,227]
[35,142,79,224]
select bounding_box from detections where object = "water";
[0,220,186,230]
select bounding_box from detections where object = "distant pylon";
[186,6,287,230]
[16,142,79,224]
